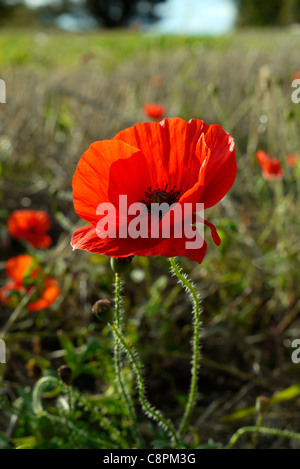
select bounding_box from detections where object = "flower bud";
[92,299,112,316]
[110,256,134,274]
[57,365,72,385]
[255,395,270,413]
[26,359,42,381]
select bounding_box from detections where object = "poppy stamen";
[140,184,182,211]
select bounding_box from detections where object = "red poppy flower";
[287,153,298,168]
[150,75,164,87]
[256,150,269,166]
[291,70,300,82]
[8,210,52,248]
[71,117,236,264]
[143,103,166,120]
[256,150,283,180]
[0,255,60,311]
[0,282,25,309]
[6,254,40,284]
[27,277,60,312]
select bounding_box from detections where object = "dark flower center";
[140,183,182,212]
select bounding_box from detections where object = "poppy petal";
[6,255,39,284]
[202,218,221,245]
[28,278,60,312]
[26,233,52,249]
[71,224,160,256]
[72,118,237,264]
[73,140,151,225]
[178,134,210,206]
[113,117,209,195]
[256,150,270,166]
[133,236,208,264]
[198,125,236,208]
[71,223,207,263]
[143,102,166,120]
[8,210,52,248]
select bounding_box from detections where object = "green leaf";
[12,436,36,449]
[221,383,300,422]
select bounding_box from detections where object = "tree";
[0,0,39,27]
[234,0,300,26]
[85,0,165,28]
[0,1,14,23]
[0,0,166,29]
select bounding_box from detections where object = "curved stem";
[169,257,202,439]
[32,376,62,416]
[225,426,300,449]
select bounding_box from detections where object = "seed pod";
[255,395,270,413]
[57,365,72,385]
[110,256,134,274]
[92,299,112,316]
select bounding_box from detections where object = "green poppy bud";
[110,256,134,274]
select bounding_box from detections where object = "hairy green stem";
[113,273,143,447]
[32,376,62,416]
[110,322,180,447]
[45,411,119,449]
[33,374,129,448]
[169,257,202,439]
[72,389,130,449]
[114,273,122,328]
[226,425,300,449]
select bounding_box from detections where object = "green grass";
[1,27,300,69]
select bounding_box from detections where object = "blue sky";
[153,0,237,35]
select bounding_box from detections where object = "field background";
[1,27,300,449]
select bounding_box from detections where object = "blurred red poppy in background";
[143,102,166,120]
[27,277,60,312]
[6,254,40,284]
[150,75,164,87]
[256,150,283,180]
[287,153,298,168]
[71,117,236,264]
[291,70,300,82]
[0,255,60,312]
[8,210,52,248]
[0,282,24,309]
[256,150,269,166]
